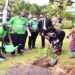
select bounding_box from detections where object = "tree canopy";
[47,0,74,19]
[10,0,46,16]
[0,0,74,19]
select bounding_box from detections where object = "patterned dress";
[48,32,62,53]
[70,32,75,50]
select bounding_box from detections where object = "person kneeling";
[0,23,11,61]
[45,27,62,55]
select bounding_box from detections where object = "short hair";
[20,10,29,15]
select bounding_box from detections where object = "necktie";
[43,18,46,30]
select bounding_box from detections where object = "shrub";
[62,20,72,29]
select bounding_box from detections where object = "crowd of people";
[0,10,66,61]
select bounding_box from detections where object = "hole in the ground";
[32,57,58,68]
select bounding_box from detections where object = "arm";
[6,29,12,43]
[26,26,31,37]
[48,18,54,27]
[25,20,31,37]
[8,17,17,34]
[66,27,74,38]
[45,35,49,40]
[38,21,42,32]
[8,34,12,43]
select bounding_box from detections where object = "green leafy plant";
[42,45,56,58]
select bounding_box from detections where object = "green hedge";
[62,20,72,29]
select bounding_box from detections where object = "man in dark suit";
[38,14,65,48]
[38,15,53,48]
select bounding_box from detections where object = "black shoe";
[29,47,32,50]
[18,52,23,56]
[11,51,15,56]
[11,54,16,57]
[40,47,45,49]
[32,47,37,49]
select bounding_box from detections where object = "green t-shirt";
[28,19,39,32]
[9,16,28,34]
[0,26,7,38]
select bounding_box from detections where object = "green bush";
[62,20,72,29]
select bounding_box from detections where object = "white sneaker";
[0,57,5,61]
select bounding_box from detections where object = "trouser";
[0,39,2,54]
[28,31,38,49]
[55,29,65,46]
[22,31,27,49]
[40,29,46,48]
[41,36,45,48]
[11,33,27,55]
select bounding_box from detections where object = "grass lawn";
[0,29,74,75]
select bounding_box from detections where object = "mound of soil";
[6,65,51,75]
[6,57,75,75]
[65,67,75,75]
[6,57,58,75]
[68,67,75,75]
[51,66,75,75]
[32,57,57,68]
